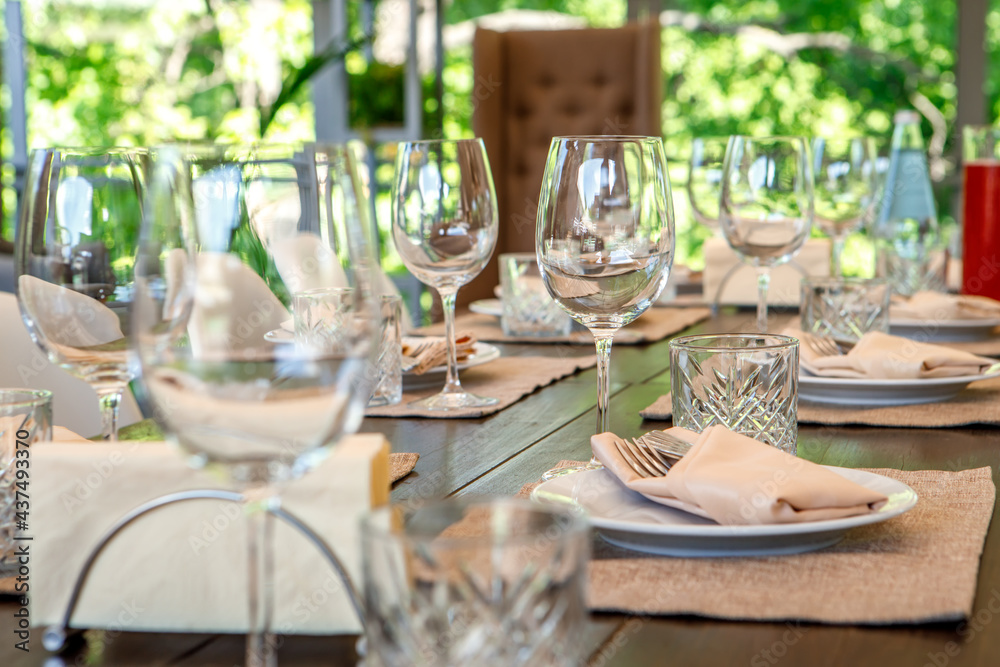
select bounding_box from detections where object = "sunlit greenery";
[3,0,981,281]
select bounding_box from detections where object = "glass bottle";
[873,110,946,295]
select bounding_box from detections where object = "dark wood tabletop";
[5,309,1000,666]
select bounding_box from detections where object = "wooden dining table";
[4,308,1000,666]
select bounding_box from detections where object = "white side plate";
[799,367,1000,406]
[469,298,503,317]
[531,467,917,557]
[402,338,501,388]
[890,317,1000,342]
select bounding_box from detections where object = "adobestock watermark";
[749,622,808,666]
[923,588,1000,667]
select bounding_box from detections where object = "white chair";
[0,292,143,437]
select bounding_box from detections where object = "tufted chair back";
[462,21,662,308]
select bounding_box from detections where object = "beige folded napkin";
[797,330,998,379]
[31,433,409,634]
[17,274,124,347]
[591,425,888,525]
[891,291,1000,320]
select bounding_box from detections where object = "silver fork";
[799,331,842,358]
[613,436,674,478]
[640,430,696,459]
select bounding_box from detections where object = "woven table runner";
[524,463,995,624]
[366,355,596,419]
[413,306,711,345]
[641,380,1000,428]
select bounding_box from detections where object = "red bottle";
[962,127,1000,299]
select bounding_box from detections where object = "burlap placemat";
[524,463,995,624]
[390,452,419,483]
[413,306,711,345]
[366,354,597,419]
[641,380,1000,427]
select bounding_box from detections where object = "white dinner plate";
[889,316,1000,342]
[531,467,917,557]
[799,366,1000,406]
[264,328,293,343]
[469,298,503,317]
[402,337,501,388]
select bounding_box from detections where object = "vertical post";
[404,0,422,140]
[312,0,349,142]
[433,0,444,138]
[955,0,989,233]
[627,0,661,22]
[4,1,29,241]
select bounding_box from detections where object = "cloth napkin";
[890,291,1000,320]
[796,330,998,379]
[17,274,124,347]
[591,425,888,525]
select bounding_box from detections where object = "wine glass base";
[541,460,603,481]
[409,390,499,411]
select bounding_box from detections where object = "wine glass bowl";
[15,147,146,440]
[687,136,729,229]
[536,136,674,475]
[720,136,813,332]
[391,138,498,410]
[134,143,378,479]
[812,136,877,276]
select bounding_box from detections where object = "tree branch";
[660,10,949,175]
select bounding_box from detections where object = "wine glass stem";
[246,495,277,667]
[439,288,463,394]
[96,388,122,441]
[594,333,615,435]
[755,268,771,333]
[831,234,846,277]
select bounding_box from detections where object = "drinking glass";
[361,497,589,667]
[368,294,403,407]
[720,136,813,332]
[800,277,890,343]
[132,143,378,667]
[500,253,572,337]
[876,220,948,296]
[15,147,145,440]
[812,137,877,276]
[0,389,52,574]
[391,138,499,410]
[537,136,675,475]
[687,136,729,230]
[670,334,799,454]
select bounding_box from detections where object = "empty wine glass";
[812,136,877,276]
[720,136,813,333]
[15,147,146,440]
[537,136,675,477]
[687,136,729,229]
[132,143,379,666]
[391,138,498,410]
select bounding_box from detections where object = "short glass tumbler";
[292,286,354,352]
[361,497,589,667]
[670,334,799,454]
[368,294,403,407]
[800,278,891,343]
[0,389,52,572]
[500,253,572,337]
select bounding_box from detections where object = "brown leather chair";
[464,20,662,308]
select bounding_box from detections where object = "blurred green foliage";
[3,0,985,279]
